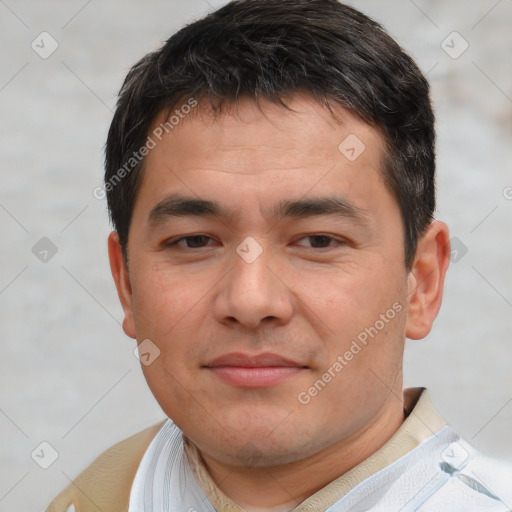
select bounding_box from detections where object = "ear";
[108,231,137,339]
[406,221,451,340]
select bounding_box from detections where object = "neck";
[190,396,405,511]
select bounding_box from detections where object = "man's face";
[117,95,412,467]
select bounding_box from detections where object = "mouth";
[203,352,309,388]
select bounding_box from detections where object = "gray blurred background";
[0,0,511,510]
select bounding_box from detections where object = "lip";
[203,352,308,388]
[205,352,305,368]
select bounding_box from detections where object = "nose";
[212,242,294,330]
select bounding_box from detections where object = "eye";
[166,235,215,249]
[295,235,345,249]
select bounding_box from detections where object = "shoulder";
[45,419,167,512]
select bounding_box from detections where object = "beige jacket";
[46,420,166,512]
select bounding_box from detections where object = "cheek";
[303,264,398,324]
[310,266,407,363]
[129,267,214,385]
[129,264,206,332]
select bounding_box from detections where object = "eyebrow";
[148,193,370,226]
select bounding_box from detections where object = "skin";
[109,94,451,511]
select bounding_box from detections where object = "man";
[46,0,512,510]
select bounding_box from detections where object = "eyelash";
[165,234,346,250]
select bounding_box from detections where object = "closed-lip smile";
[203,352,308,387]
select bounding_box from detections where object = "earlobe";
[405,221,451,340]
[107,232,137,339]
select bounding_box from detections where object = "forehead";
[133,94,392,226]
[147,94,385,172]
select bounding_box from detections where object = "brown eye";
[184,235,211,248]
[307,235,335,248]
[295,235,344,249]
[167,235,213,249]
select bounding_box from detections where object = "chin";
[195,423,320,468]
[234,441,314,468]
